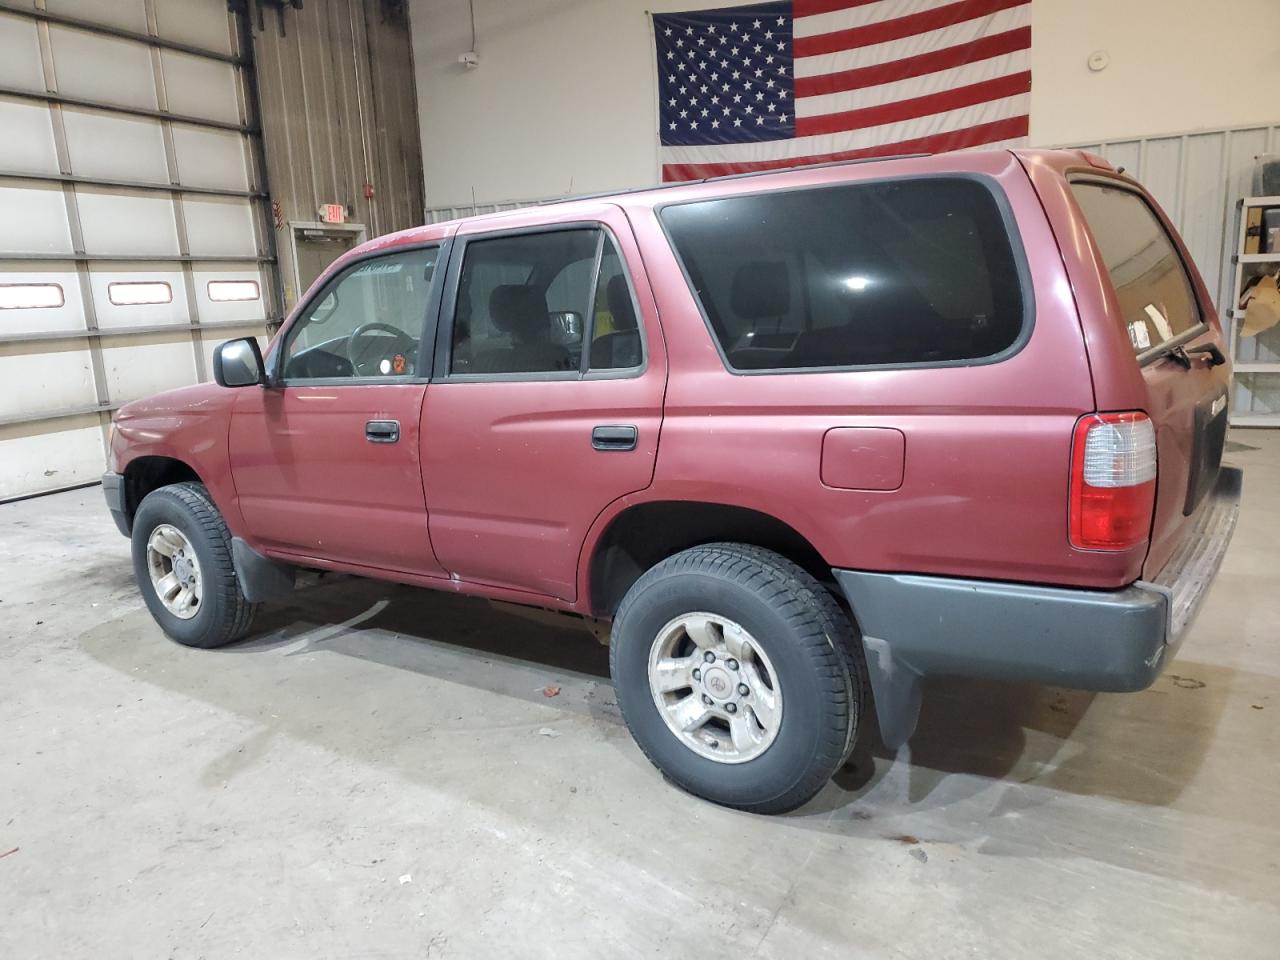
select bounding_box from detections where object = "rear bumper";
[102,472,130,537]
[834,465,1242,747]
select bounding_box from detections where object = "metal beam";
[0,169,265,200]
[0,318,278,347]
[0,85,255,134]
[0,253,275,263]
[0,2,242,65]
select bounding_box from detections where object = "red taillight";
[1069,412,1157,550]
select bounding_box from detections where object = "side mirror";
[213,337,265,388]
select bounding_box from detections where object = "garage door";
[0,0,278,500]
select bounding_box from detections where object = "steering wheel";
[347,321,415,376]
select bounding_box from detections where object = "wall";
[409,0,1280,208]
[252,0,425,306]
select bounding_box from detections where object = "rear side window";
[660,177,1026,371]
[1070,181,1201,353]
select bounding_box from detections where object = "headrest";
[489,285,548,340]
[731,261,789,320]
[606,274,638,331]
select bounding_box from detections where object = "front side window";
[282,246,438,380]
[660,177,1026,371]
[450,229,642,376]
[1070,181,1201,353]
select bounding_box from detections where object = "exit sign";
[320,203,346,224]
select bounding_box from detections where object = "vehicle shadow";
[81,573,1230,816]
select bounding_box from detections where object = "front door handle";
[366,419,400,443]
[592,424,638,451]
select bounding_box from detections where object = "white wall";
[410,0,1280,208]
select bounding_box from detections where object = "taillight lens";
[1069,412,1157,550]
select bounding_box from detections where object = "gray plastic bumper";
[834,466,1242,748]
[102,472,129,537]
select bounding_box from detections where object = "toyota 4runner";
[104,150,1242,813]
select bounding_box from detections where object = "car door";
[228,242,449,576]
[421,207,666,601]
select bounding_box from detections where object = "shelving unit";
[1228,196,1280,427]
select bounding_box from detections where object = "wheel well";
[122,456,201,523]
[588,501,831,618]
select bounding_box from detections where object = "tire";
[610,542,865,814]
[131,482,257,648]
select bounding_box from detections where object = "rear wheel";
[610,543,864,814]
[131,482,257,648]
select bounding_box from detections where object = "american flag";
[653,0,1031,181]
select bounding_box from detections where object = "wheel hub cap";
[145,523,202,620]
[647,612,783,764]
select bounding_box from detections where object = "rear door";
[420,207,665,601]
[1068,176,1233,576]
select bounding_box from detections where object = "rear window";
[1069,180,1201,353]
[659,177,1026,371]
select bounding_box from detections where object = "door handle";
[365,419,400,443]
[592,424,638,451]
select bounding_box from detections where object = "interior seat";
[589,274,642,369]
[471,284,572,374]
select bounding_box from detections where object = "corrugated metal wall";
[250,0,424,307]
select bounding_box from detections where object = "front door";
[228,243,447,576]
[421,208,666,600]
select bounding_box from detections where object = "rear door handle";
[592,424,638,451]
[365,419,400,443]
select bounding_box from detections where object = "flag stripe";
[793,0,894,16]
[794,0,962,37]
[796,50,1026,117]
[794,0,1028,57]
[663,94,1027,164]
[794,4,1029,77]
[660,114,1028,180]
[794,26,1029,97]
[795,70,1029,136]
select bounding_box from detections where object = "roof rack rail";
[536,153,930,208]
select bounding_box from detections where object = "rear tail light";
[1069,412,1157,550]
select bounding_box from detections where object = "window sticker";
[1128,319,1152,350]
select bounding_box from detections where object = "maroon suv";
[104,150,1241,813]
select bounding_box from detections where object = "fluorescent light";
[108,281,172,305]
[842,276,871,292]
[0,283,64,309]
[208,280,260,302]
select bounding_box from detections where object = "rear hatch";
[1066,173,1232,578]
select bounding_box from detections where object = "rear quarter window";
[659,176,1027,372]
[1069,180,1201,353]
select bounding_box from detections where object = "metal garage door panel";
[0,262,85,335]
[0,418,105,497]
[100,333,196,402]
[0,97,59,174]
[161,51,240,125]
[0,340,96,418]
[1138,137,1183,217]
[182,197,256,257]
[76,188,179,256]
[172,125,249,191]
[62,109,169,184]
[154,0,233,56]
[88,262,188,329]
[48,26,158,110]
[45,0,148,34]
[0,13,44,91]
[0,183,73,254]
[195,266,263,323]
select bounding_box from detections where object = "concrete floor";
[2,437,1279,959]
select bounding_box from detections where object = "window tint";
[451,229,640,376]
[1070,181,1200,353]
[660,177,1025,371]
[283,246,437,380]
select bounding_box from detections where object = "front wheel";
[131,482,257,648]
[610,543,864,814]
